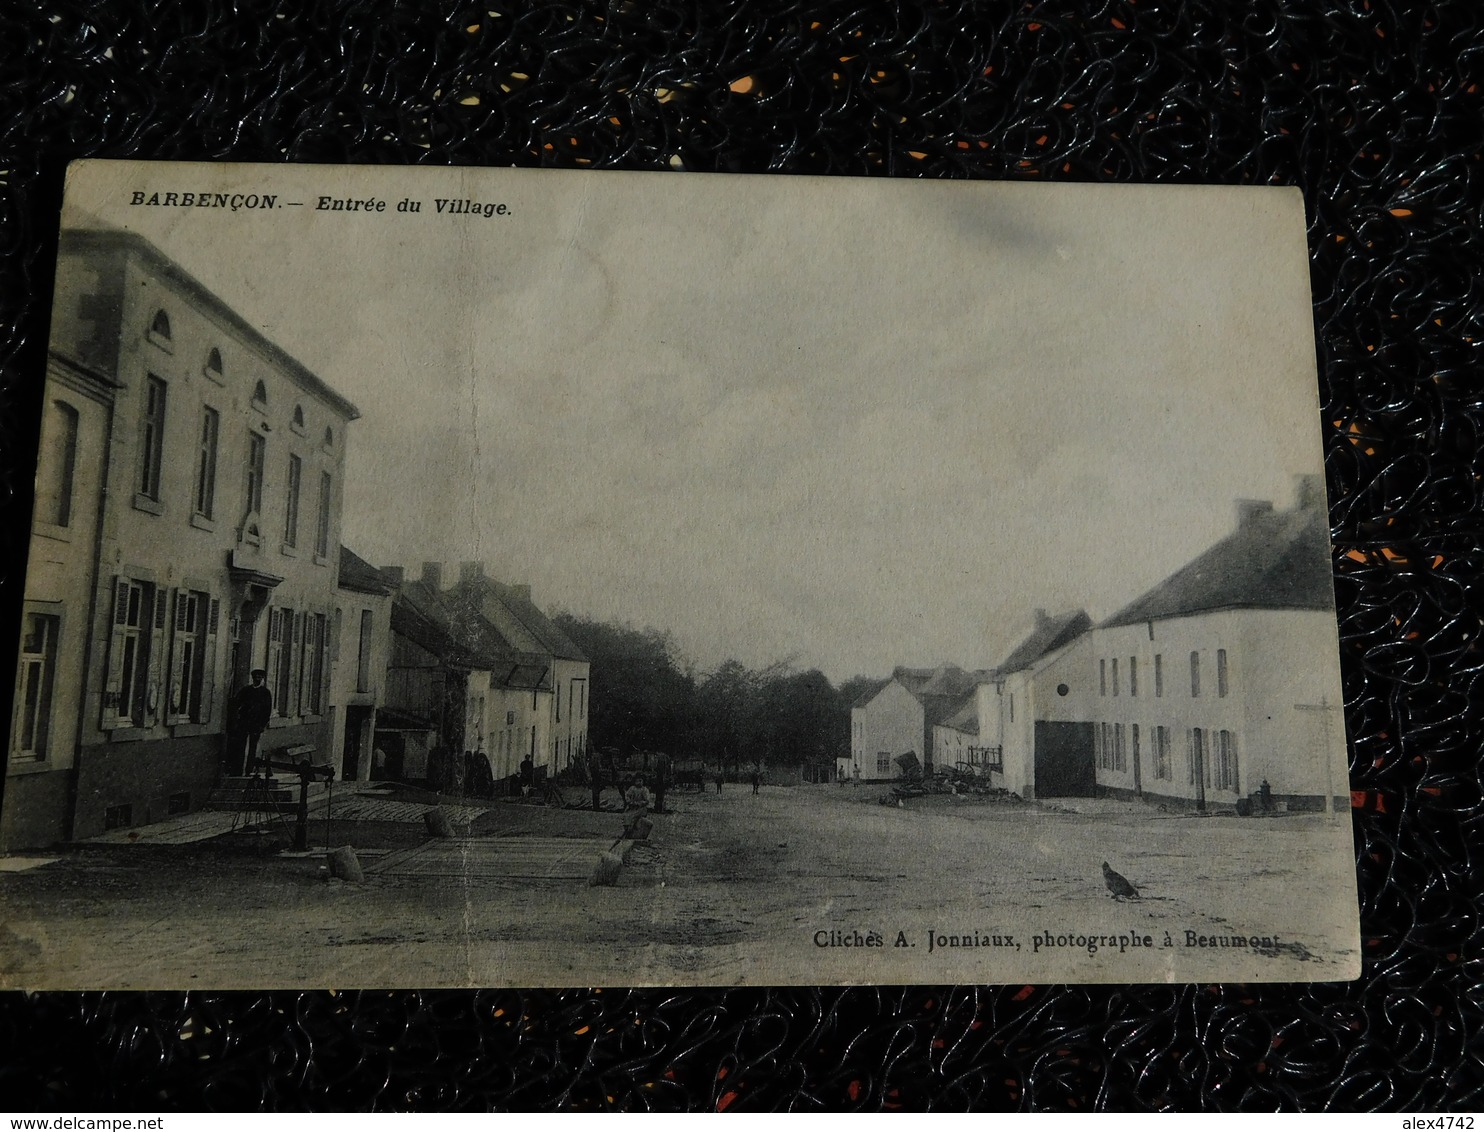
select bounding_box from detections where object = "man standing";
[653,753,669,815]
[589,752,603,812]
[229,669,273,776]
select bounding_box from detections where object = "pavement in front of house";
[327,796,489,826]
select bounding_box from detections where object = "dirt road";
[0,784,1359,988]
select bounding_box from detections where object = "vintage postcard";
[1,160,1359,987]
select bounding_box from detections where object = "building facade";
[993,610,1095,799]
[329,547,396,784]
[3,355,118,851]
[1084,478,1344,811]
[7,230,359,846]
[446,563,590,777]
[377,562,554,790]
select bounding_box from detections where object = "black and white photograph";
[1,160,1360,987]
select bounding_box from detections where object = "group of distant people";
[227,667,769,809]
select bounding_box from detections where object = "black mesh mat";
[1,0,1481,1113]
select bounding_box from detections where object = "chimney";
[459,561,485,587]
[1235,499,1274,528]
[1293,473,1326,513]
[381,565,405,588]
[421,561,443,590]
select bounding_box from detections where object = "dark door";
[343,707,366,782]
[1034,721,1096,797]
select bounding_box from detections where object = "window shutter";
[199,597,220,724]
[317,614,330,715]
[101,577,128,730]
[166,588,188,726]
[291,611,305,716]
[143,584,167,726]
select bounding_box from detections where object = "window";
[315,472,332,557]
[1190,651,1201,697]
[1111,658,1119,697]
[305,612,327,715]
[357,609,374,693]
[506,710,516,726]
[1097,721,1115,770]
[195,407,219,519]
[245,432,266,516]
[104,804,133,831]
[104,578,161,729]
[556,683,562,722]
[138,376,167,501]
[36,400,80,528]
[171,590,219,723]
[150,309,172,342]
[1131,724,1140,779]
[284,454,302,547]
[1189,728,1207,786]
[323,425,335,450]
[166,590,204,723]
[1113,722,1126,772]
[205,347,224,379]
[1008,693,1014,722]
[1217,649,1229,698]
[268,607,293,716]
[1154,653,1163,698]
[1153,726,1171,780]
[292,404,305,432]
[1215,730,1239,791]
[12,612,59,760]
[1128,656,1138,697]
[252,379,268,407]
[876,752,892,775]
[1100,658,1106,696]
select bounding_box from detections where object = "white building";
[329,546,395,784]
[992,610,1094,799]
[446,564,590,776]
[7,229,359,847]
[4,352,116,851]
[846,664,985,781]
[1085,476,1344,811]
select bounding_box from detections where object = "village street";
[0,782,1359,988]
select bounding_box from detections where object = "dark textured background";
[1,0,1481,1112]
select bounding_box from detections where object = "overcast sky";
[63,163,1328,683]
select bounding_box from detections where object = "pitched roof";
[390,585,468,664]
[1099,503,1333,629]
[339,545,396,595]
[998,610,1093,674]
[392,580,552,687]
[491,583,588,662]
[447,576,589,663]
[892,664,981,699]
[850,679,891,709]
[937,694,979,735]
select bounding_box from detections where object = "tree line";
[552,613,879,770]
